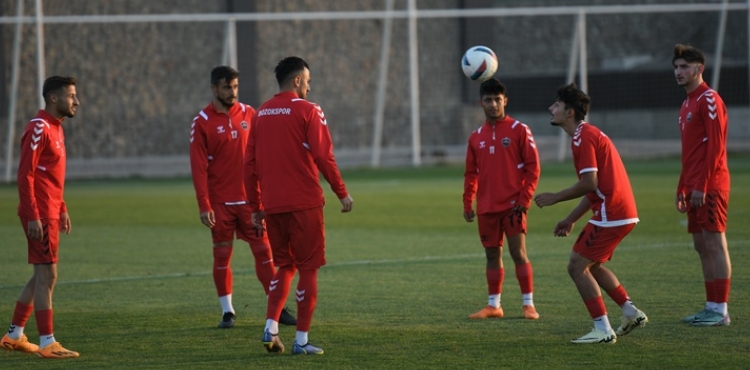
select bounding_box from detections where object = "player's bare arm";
[60,212,71,234]
[554,197,591,237]
[340,194,354,213]
[534,172,597,208]
[200,210,215,228]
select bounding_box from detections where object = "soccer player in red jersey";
[246,56,353,355]
[534,84,648,344]
[190,66,295,329]
[672,44,732,326]
[463,78,541,320]
[2,76,80,358]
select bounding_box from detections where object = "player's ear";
[697,64,705,75]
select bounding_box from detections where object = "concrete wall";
[1,0,748,179]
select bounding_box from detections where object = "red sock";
[583,296,607,319]
[250,242,275,295]
[705,281,716,302]
[35,309,53,336]
[605,285,630,306]
[267,265,296,323]
[714,278,731,303]
[213,246,233,297]
[486,268,503,295]
[296,269,319,332]
[11,301,34,327]
[515,262,533,294]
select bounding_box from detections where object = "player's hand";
[252,211,266,229]
[340,195,353,213]
[553,219,574,237]
[675,193,688,213]
[200,211,215,228]
[513,204,528,214]
[463,210,475,222]
[534,192,557,208]
[60,212,72,235]
[27,219,43,242]
[689,190,705,209]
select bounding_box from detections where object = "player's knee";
[213,245,233,262]
[567,260,585,279]
[250,242,272,258]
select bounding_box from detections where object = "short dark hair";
[42,76,76,101]
[479,77,506,98]
[274,56,309,87]
[211,66,239,86]
[673,44,705,65]
[555,83,590,121]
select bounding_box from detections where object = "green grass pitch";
[1,156,749,369]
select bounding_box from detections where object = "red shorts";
[477,209,527,248]
[687,190,729,233]
[211,203,269,244]
[21,217,59,264]
[573,222,635,263]
[265,207,326,270]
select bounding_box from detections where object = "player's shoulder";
[236,102,256,115]
[697,88,725,105]
[509,119,532,133]
[469,124,486,139]
[193,109,210,124]
[27,117,52,133]
[290,97,322,112]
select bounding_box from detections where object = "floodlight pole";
[222,18,238,68]
[407,0,421,166]
[712,0,729,91]
[371,0,395,168]
[35,0,45,109]
[4,0,24,183]
[557,12,583,162]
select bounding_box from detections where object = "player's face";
[213,78,239,108]
[53,85,79,118]
[548,100,567,126]
[480,93,507,121]
[673,58,702,87]
[295,68,311,99]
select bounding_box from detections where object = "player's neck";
[212,99,231,114]
[486,115,506,125]
[43,107,65,121]
[683,77,704,95]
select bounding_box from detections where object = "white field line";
[0,240,744,290]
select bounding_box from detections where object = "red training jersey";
[463,116,540,214]
[17,110,68,221]
[572,123,639,227]
[190,101,256,213]
[677,82,730,195]
[245,91,348,215]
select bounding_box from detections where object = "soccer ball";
[461,46,498,82]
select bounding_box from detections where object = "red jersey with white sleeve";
[572,123,639,227]
[463,116,540,214]
[190,101,255,213]
[245,91,348,215]
[677,82,730,195]
[17,110,68,221]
